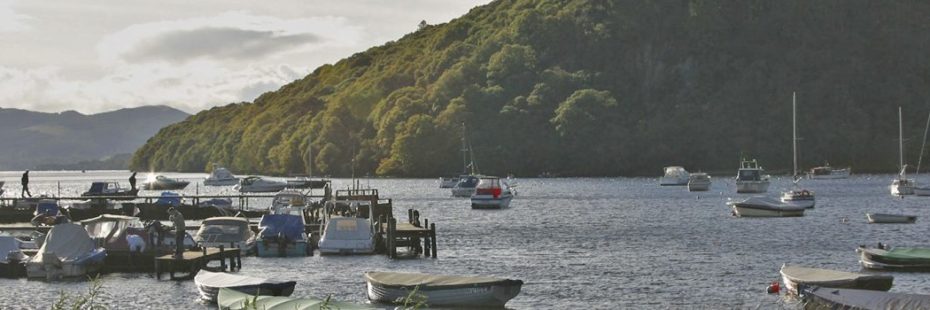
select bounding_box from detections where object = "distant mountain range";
[0,106,189,170]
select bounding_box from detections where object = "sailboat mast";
[793,92,798,179]
[461,122,468,175]
[900,106,904,171]
[916,111,930,177]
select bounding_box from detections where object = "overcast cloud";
[0,1,491,114]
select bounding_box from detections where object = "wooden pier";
[154,246,241,280]
[377,208,438,259]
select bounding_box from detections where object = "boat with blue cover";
[255,211,309,257]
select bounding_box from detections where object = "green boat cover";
[365,271,518,289]
[882,248,930,262]
[217,288,373,310]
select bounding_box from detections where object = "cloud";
[0,0,31,32]
[123,27,318,64]
[98,11,361,65]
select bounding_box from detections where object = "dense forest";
[132,0,930,177]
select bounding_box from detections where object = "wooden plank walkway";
[154,247,241,280]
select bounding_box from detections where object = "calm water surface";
[0,170,929,309]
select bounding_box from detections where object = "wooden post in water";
[430,223,437,258]
[219,245,227,271]
[423,219,430,257]
[388,218,396,258]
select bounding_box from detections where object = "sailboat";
[912,111,930,196]
[439,123,472,188]
[451,123,483,197]
[890,107,915,196]
[780,92,816,208]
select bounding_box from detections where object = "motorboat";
[194,270,296,303]
[235,176,288,193]
[780,92,816,209]
[728,196,805,217]
[141,175,190,190]
[687,173,711,192]
[194,217,255,251]
[255,210,309,257]
[318,217,375,255]
[218,287,372,310]
[779,264,893,295]
[735,159,770,193]
[25,223,106,280]
[81,215,147,252]
[857,245,930,271]
[81,181,138,200]
[867,213,917,224]
[439,175,463,188]
[30,199,69,226]
[271,189,308,211]
[0,235,28,278]
[801,287,930,310]
[807,163,851,179]
[891,107,915,196]
[470,176,514,209]
[451,175,480,198]
[204,165,239,186]
[283,177,328,189]
[365,271,523,308]
[659,166,689,186]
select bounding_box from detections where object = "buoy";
[766,280,780,294]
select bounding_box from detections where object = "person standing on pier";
[168,207,185,259]
[21,170,31,198]
[129,171,137,191]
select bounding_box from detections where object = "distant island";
[0,106,188,170]
[132,1,924,177]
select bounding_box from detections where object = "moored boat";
[317,216,375,255]
[780,92,816,209]
[235,176,288,193]
[255,211,309,257]
[217,287,373,310]
[891,107,915,196]
[687,173,711,192]
[25,223,106,280]
[780,189,815,209]
[451,175,480,198]
[728,196,805,217]
[779,264,893,295]
[365,271,523,308]
[735,159,770,193]
[194,217,255,251]
[659,166,689,186]
[808,164,851,179]
[81,181,138,200]
[141,175,190,190]
[867,213,917,224]
[194,270,296,303]
[0,235,28,278]
[470,176,514,209]
[857,246,930,271]
[204,165,239,186]
[439,175,463,188]
[801,286,930,310]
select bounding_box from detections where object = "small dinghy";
[217,287,372,309]
[728,196,806,217]
[780,264,893,295]
[867,213,917,224]
[194,270,296,303]
[802,286,930,310]
[858,246,930,271]
[365,271,523,308]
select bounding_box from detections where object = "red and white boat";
[470,177,514,209]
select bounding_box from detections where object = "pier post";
[407,209,413,224]
[219,245,227,271]
[430,223,437,258]
[388,218,396,258]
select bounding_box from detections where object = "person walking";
[129,171,137,191]
[167,207,185,259]
[21,170,31,198]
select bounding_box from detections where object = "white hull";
[204,178,239,186]
[731,205,804,217]
[779,265,893,295]
[867,213,917,224]
[659,177,688,186]
[687,181,711,192]
[914,187,930,196]
[471,195,513,209]
[366,280,522,307]
[808,169,850,179]
[25,259,103,280]
[438,178,459,188]
[736,181,769,193]
[890,183,914,196]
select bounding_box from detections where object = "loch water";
[0,170,928,309]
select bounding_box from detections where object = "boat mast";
[792,92,798,180]
[916,111,930,179]
[900,106,904,173]
[461,122,468,175]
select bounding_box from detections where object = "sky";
[0,0,491,114]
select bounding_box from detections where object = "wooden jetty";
[377,208,438,259]
[154,246,241,280]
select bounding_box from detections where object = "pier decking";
[154,247,241,280]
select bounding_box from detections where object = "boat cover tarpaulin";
[33,223,96,263]
[258,214,303,241]
[781,265,892,290]
[218,288,373,310]
[0,236,21,263]
[805,286,930,310]
[195,270,291,288]
[325,218,372,240]
[365,271,522,289]
[882,248,930,260]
